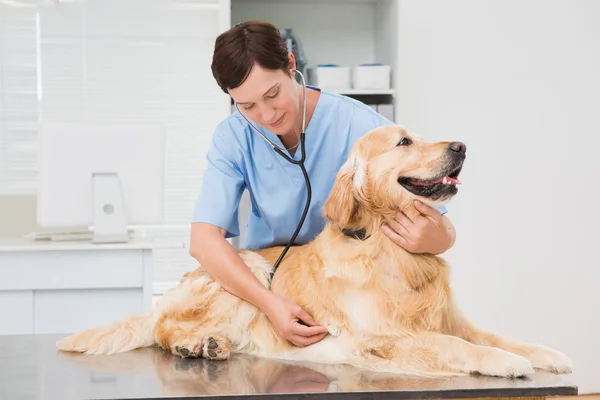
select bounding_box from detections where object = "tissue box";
[352,64,391,90]
[307,65,351,90]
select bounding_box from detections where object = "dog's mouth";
[398,163,463,199]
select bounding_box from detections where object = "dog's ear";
[323,158,360,227]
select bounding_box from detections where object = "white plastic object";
[351,64,391,90]
[307,65,351,90]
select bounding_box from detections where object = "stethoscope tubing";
[233,69,311,284]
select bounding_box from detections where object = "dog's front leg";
[441,298,572,374]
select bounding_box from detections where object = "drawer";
[0,249,144,290]
[34,288,143,334]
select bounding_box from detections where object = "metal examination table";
[0,334,578,400]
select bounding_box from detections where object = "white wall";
[395,0,599,393]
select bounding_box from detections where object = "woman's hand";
[264,296,328,347]
[383,200,455,255]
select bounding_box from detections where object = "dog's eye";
[397,137,412,146]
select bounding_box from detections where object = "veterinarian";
[189,21,457,348]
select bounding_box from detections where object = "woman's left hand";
[383,200,455,255]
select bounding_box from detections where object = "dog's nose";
[449,141,466,154]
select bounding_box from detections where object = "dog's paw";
[474,348,534,378]
[172,339,203,359]
[201,335,230,361]
[525,346,573,374]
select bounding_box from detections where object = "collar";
[341,227,370,241]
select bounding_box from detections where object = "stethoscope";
[234,69,311,284]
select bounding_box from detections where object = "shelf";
[232,0,380,3]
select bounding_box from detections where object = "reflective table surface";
[0,334,577,400]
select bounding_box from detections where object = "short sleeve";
[192,123,246,239]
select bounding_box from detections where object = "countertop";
[0,334,578,400]
[0,236,186,252]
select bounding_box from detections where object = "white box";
[307,66,351,90]
[352,64,391,90]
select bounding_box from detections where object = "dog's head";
[323,125,466,228]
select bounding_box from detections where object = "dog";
[56,125,572,378]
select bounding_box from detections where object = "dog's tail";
[56,312,155,355]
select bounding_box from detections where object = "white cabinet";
[0,291,34,334]
[0,239,156,335]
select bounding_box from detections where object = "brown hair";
[211,21,291,94]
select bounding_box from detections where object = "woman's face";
[228,59,301,136]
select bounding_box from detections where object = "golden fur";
[56,125,572,378]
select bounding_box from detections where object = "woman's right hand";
[264,295,328,347]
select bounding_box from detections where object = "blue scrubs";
[192,87,446,250]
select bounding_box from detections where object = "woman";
[190,21,456,348]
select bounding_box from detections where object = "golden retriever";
[56,125,572,378]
